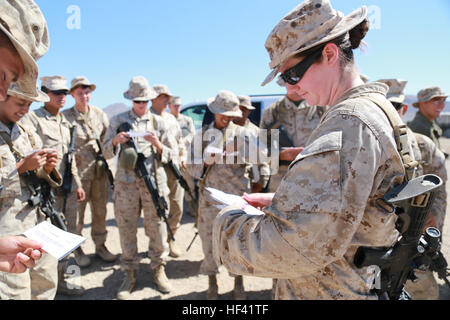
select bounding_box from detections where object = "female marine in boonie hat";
[213,0,412,300]
[185,90,253,300]
[0,82,61,300]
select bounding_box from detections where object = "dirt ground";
[56,139,450,300]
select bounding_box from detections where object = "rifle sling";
[359,95,419,182]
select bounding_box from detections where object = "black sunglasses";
[280,46,324,85]
[50,90,68,96]
[134,100,149,104]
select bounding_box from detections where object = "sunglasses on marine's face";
[51,90,68,96]
[134,100,148,104]
[280,46,324,86]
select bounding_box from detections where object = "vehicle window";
[181,105,207,130]
[249,102,262,127]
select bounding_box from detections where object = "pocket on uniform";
[42,130,61,143]
[277,130,342,214]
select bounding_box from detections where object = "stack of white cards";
[23,221,86,261]
[205,187,264,216]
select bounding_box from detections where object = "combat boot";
[74,247,91,268]
[95,244,117,262]
[153,265,172,294]
[168,239,182,258]
[116,270,136,300]
[206,275,219,300]
[233,276,247,300]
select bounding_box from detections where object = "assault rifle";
[25,172,67,231]
[117,122,174,241]
[166,159,197,215]
[61,126,77,216]
[354,174,449,300]
[96,139,115,189]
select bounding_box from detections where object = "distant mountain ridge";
[102,103,129,118]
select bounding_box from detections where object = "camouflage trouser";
[197,191,219,275]
[76,176,109,246]
[114,179,169,271]
[54,186,79,235]
[55,185,80,274]
[268,164,289,193]
[166,167,185,237]
[404,270,439,300]
[181,166,196,214]
[0,253,58,300]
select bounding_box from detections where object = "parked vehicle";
[180,94,285,130]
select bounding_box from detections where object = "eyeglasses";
[280,46,324,86]
[134,100,149,104]
[50,90,68,96]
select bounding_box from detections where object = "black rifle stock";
[61,126,77,215]
[354,174,447,300]
[117,122,175,241]
[96,139,115,189]
[25,172,67,231]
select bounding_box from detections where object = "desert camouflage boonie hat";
[70,76,96,93]
[0,0,50,96]
[41,75,69,92]
[152,84,173,98]
[262,0,367,86]
[413,87,448,108]
[170,96,181,106]
[123,76,157,101]
[7,81,49,102]
[207,90,242,118]
[238,95,255,110]
[378,79,407,104]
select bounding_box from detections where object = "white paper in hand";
[23,221,86,261]
[128,131,154,138]
[205,187,264,216]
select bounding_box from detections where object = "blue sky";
[33,0,450,111]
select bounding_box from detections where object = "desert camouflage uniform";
[103,109,176,271]
[175,113,197,210]
[176,113,195,155]
[243,119,270,190]
[408,112,444,154]
[260,97,324,192]
[403,129,447,300]
[20,107,83,234]
[0,122,61,300]
[62,105,110,246]
[213,83,408,300]
[151,109,186,237]
[186,121,252,275]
